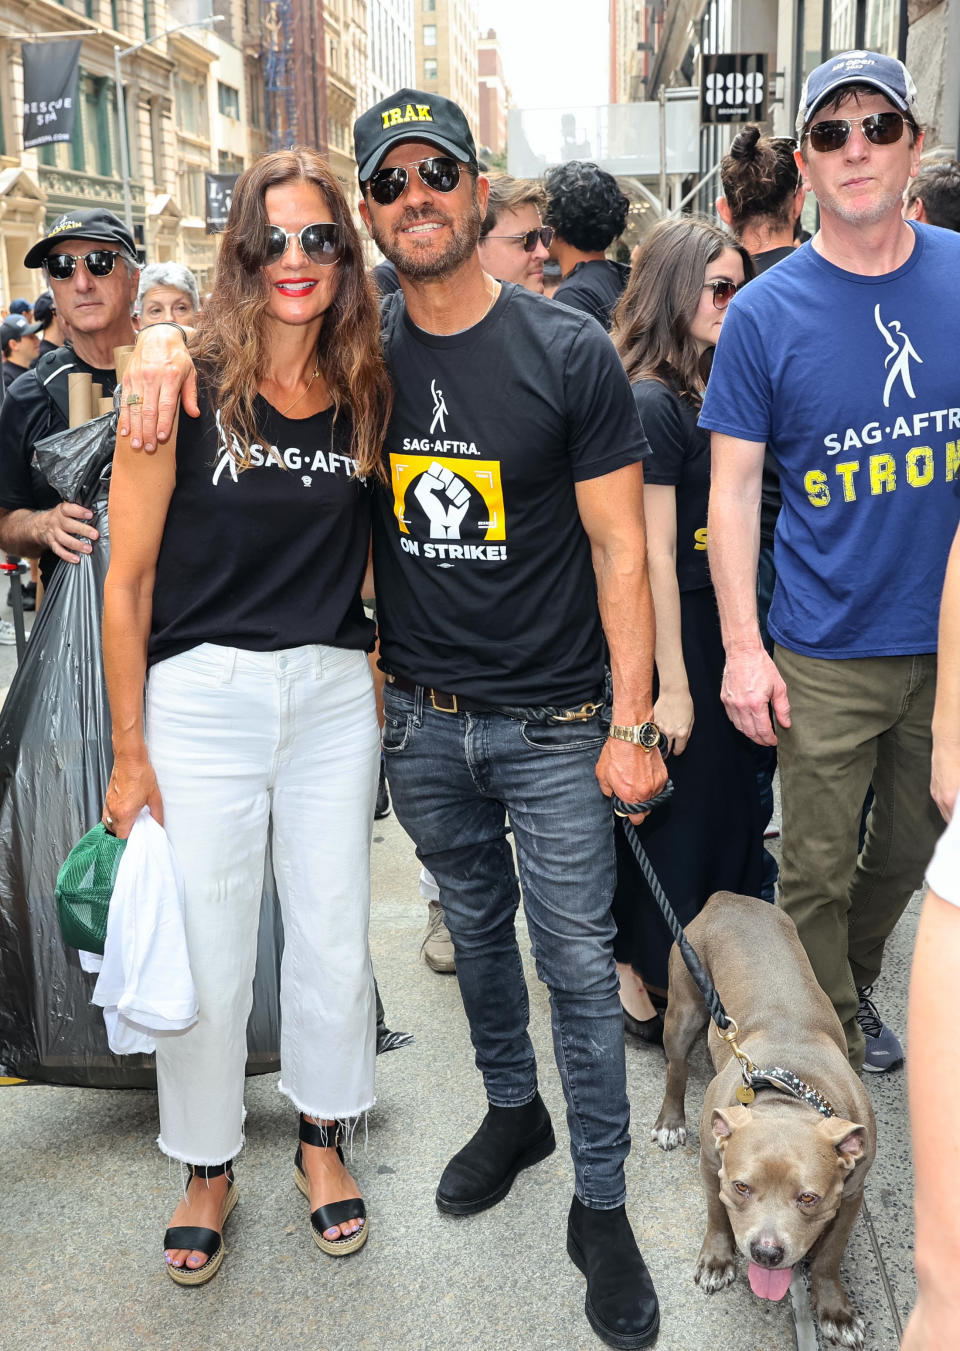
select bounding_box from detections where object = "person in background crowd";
[31,291,65,359]
[353,86,664,1350]
[1,315,42,393]
[8,298,34,323]
[715,126,807,902]
[478,175,553,293]
[541,258,562,298]
[703,50,957,1075]
[903,158,960,231]
[717,126,805,272]
[609,218,761,1042]
[544,161,631,329]
[135,261,200,329]
[0,209,139,590]
[102,147,391,1284]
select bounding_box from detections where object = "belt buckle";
[430,688,459,714]
[550,701,601,723]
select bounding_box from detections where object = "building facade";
[413,0,479,133]
[367,0,416,108]
[477,27,508,158]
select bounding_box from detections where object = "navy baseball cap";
[8,298,32,315]
[25,207,138,269]
[1,314,43,345]
[797,50,919,136]
[355,88,478,183]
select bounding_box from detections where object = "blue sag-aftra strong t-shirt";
[700,221,960,659]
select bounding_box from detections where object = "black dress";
[612,378,763,994]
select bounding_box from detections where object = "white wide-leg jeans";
[145,642,380,1165]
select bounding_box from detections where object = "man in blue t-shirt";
[702,51,958,1075]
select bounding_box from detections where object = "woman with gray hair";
[136,262,200,328]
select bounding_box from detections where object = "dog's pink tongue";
[748,1263,793,1301]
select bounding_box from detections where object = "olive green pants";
[774,645,941,1070]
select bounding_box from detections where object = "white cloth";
[92,807,197,1054]
[927,801,960,906]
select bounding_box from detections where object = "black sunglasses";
[484,226,554,252]
[365,156,462,206]
[265,222,343,266]
[703,279,739,309]
[805,111,905,154]
[46,249,124,280]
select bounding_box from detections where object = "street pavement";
[0,585,917,1350]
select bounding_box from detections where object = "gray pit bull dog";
[651,892,876,1349]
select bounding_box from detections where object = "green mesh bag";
[55,824,127,955]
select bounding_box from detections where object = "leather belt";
[384,672,604,723]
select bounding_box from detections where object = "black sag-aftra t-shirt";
[148,374,374,665]
[373,284,650,705]
[633,379,711,593]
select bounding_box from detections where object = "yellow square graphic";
[389,454,506,540]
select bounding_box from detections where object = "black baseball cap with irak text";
[354,88,478,184]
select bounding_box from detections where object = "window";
[424,57,438,81]
[424,0,435,9]
[218,82,240,118]
[176,75,209,139]
[180,165,206,218]
[219,150,244,173]
[423,24,437,46]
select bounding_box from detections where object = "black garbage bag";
[0,413,282,1085]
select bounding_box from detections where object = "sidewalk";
[0,808,916,1351]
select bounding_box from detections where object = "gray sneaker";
[0,619,16,645]
[856,986,904,1073]
[421,898,456,974]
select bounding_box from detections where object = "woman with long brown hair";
[609,217,762,1040]
[101,148,391,1283]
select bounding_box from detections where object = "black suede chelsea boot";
[435,1092,556,1215]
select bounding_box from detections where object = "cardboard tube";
[90,383,102,404]
[99,397,114,415]
[113,344,135,382]
[68,373,93,428]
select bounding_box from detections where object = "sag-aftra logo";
[380,103,433,129]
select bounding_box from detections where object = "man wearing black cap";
[703,52,960,1089]
[0,209,139,587]
[355,89,663,1349]
[1,315,42,393]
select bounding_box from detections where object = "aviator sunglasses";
[365,156,462,206]
[46,249,124,280]
[264,222,343,266]
[703,279,739,309]
[484,226,555,252]
[805,111,906,154]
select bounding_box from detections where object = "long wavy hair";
[611,216,753,405]
[193,148,391,480]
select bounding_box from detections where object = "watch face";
[638,722,660,749]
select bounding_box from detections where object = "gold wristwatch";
[608,721,661,751]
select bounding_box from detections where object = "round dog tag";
[736,1085,756,1105]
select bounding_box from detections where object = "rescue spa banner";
[21,40,82,149]
[205,172,238,233]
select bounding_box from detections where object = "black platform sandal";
[294,1116,368,1256]
[163,1160,238,1287]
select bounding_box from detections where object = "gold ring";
[104,816,114,827]
[613,809,630,818]
[125,392,142,406]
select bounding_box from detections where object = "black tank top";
[148,373,374,665]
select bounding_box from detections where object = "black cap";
[1,314,43,345]
[32,291,55,328]
[354,88,478,183]
[25,208,138,269]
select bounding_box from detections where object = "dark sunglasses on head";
[46,249,123,280]
[265,222,343,266]
[805,111,905,154]
[485,226,554,252]
[703,279,739,309]
[365,156,462,206]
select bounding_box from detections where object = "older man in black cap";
[0,208,139,587]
